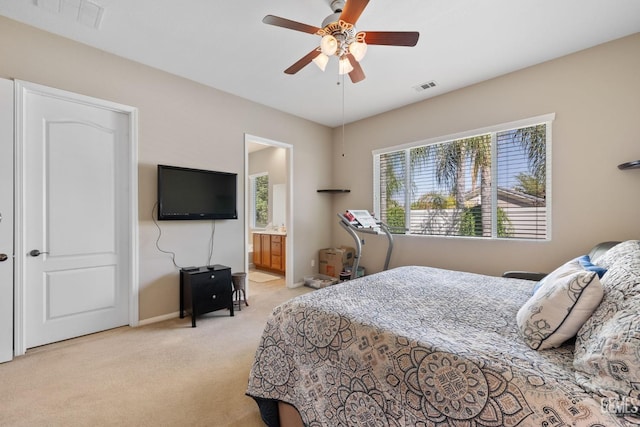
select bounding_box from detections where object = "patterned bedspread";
[246,266,638,426]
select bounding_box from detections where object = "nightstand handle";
[212,294,217,299]
[210,274,215,279]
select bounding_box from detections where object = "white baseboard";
[136,279,307,324]
[137,311,180,326]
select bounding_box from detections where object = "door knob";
[0,254,7,262]
[29,249,49,257]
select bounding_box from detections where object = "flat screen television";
[157,164,238,220]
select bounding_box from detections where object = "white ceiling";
[1,0,639,127]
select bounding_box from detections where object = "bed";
[246,240,640,426]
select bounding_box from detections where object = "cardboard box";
[318,246,355,278]
[340,246,355,265]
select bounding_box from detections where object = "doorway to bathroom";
[244,134,293,290]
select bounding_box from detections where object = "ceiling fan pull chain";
[341,72,346,157]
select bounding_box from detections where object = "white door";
[16,81,137,351]
[0,78,14,363]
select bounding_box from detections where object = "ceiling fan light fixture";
[338,57,353,75]
[349,41,367,62]
[312,53,329,71]
[320,35,338,56]
[263,1,419,84]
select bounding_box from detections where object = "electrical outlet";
[311,259,315,267]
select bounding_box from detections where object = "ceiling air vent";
[34,0,104,29]
[413,81,437,92]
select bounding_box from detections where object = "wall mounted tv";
[157,164,238,220]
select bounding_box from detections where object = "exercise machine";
[338,210,394,279]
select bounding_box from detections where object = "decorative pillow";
[531,255,607,295]
[577,255,608,278]
[574,242,640,407]
[517,258,604,350]
[531,280,544,295]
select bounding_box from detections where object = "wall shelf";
[618,160,640,170]
[317,189,351,193]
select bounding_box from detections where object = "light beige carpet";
[248,271,281,283]
[0,279,311,427]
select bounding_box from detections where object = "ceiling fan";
[263,0,419,83]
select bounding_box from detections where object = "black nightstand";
[180,265,233,327]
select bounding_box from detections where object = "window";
[250,173,269,229]
[374,114,553,240]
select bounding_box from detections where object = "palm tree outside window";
[373,114,553,240]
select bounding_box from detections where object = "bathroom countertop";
[253,230,286,236]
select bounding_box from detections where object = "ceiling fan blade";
[339,0,369,25]
[347,54,365,83]
[284,49,321,74]
[263,15,322,35]
[362,31,420,47]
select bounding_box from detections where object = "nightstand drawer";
[179,265,233,327]
[194,278,229,298]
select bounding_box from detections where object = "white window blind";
[374,115,552,240]
[378,151,407,234]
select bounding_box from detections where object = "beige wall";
[330,33,640,276]
[2,14,639,320]
[0,16,335,321]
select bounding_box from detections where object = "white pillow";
[574,241,640,407]
[516,258,604,350]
